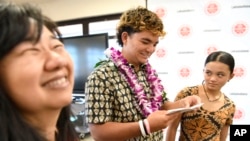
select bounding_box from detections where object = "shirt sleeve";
[85,69,114,124]
[225,101,236,125]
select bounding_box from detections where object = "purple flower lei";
[105,47,165,117]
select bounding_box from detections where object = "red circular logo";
[155,7,167,18]
[232,22,248,36]
[234,67,246,78]
[156,48,167,58]
[206,46,218,55]
[179,25,192,38]
[179,67,191,78]
[234,107,244,120]
[205,1,220,15]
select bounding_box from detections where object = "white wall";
[147,0,250,140]
[10,0,146,22]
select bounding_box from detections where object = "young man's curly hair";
[116,6,166,46]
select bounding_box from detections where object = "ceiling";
[6,0,53,4]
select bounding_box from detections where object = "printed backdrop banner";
[147,0,250,139]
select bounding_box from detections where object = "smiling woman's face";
[0,24,74,114]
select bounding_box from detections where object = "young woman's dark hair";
[204,51,235,74]
[0,2,78,141]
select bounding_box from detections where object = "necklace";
[104,47,166,117]
[202,81,222,102]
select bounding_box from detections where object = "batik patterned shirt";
[85,60,165,141]
[175,86,235,141]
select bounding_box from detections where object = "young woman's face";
[203,61,234,91]
[0,25,74,114]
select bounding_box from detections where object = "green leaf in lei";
[94,59,108,68]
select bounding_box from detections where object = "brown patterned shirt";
[85,60,165,141]
[175,86,235,141]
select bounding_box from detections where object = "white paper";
[166,103,204,115]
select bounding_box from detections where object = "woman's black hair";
[0,2,43,59]
[0,2,78,141]
[205,51,235,74]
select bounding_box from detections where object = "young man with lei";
[85,6,201,141]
